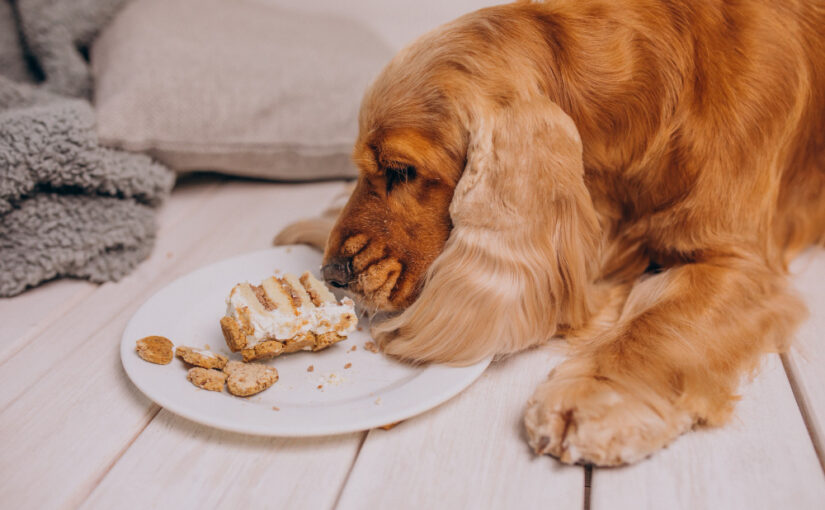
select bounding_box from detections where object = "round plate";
[121,246,490,436]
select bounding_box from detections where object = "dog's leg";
[524,253,806,465]
[273,183,354,251]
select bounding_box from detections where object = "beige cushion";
[91,0,392,180]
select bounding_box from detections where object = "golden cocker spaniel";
[276,0,825,465]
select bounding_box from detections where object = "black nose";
[322,258,353,288]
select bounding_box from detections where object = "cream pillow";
[92,0,392,179]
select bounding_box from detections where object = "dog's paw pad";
[524,374,692,466]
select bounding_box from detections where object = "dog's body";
[278,0,825,465]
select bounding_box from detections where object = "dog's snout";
[322,258,353,288]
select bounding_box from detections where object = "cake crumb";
[357,326,364,332]
[317,384,323,389]
[350,345,357,352]
[374,397,382,405]
[272,406,280,411]
[307,365,314,372]
[166,252,173,259]
[344,362,352,369]
[204,344,210,350]
[364,341,379,353]
[323,373,346,386]
[379,421,401,430]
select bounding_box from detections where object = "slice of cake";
[220,271,358,361]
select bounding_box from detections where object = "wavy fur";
[276,0,825,465]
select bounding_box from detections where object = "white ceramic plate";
[121,246,490,436]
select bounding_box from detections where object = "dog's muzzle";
[322,258,353,288]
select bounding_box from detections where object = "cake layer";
[222,271,357,355]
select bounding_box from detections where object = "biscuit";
[220,316,246,352]
[175,346,228,370]
[241,340,284,362]
[135,335,173,364]
[224,361,279,397]
[187,367,226,392]
[313,332,345,351]
[282,332,315,354]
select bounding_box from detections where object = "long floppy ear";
[372,97,601,365]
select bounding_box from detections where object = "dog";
[275,0,825,465]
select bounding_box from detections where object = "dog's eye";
[385,163,417,193]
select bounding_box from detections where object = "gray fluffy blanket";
[0,0,174,297]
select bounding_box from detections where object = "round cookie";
[224,361,279,397]
[135,336,173,364]
[187,367,226,392]
[176,346,228,370]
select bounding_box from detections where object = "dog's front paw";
[524,368,693,466]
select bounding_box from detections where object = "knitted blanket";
[0,0,174,297]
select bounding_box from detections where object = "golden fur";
[277,0,825,465]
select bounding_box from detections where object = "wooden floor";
[1,175,823,509]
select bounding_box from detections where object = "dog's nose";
[322,258,353,288]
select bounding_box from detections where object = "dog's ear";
[372,97,601,364]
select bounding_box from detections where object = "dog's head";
[323,7,602,363]
[322,48,466,311]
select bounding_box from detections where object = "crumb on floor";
[344,362,352,369]
[350,345,357,352]
[204,344,210,350]
[272,406,280,411]
[307,365,314,372]
[379,421,401,431]
[317,384,323,389]
[364,341,378,353]
[374,397,382,405]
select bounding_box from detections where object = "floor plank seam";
[583,465,592,510]
[0,285,96,367]
[0,179,226,370]
[71,404,162,509]
[780,353,825,475]
[331,431,370,510]
[0,183,254,413]
[0,296,145,415]
[0,182,228,375]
